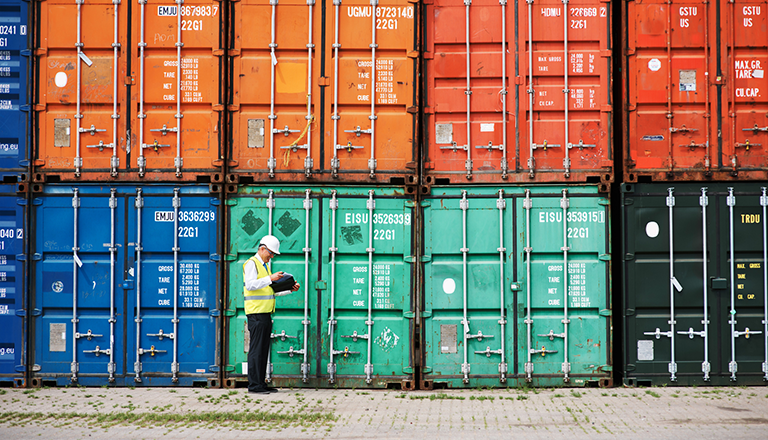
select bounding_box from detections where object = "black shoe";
[249,389,270,394]
[266,387,278,393]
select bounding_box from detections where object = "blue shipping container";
[0,184,26,385]
[0,0,30,179]
[30,185,221,387]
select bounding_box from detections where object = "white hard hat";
[259,235,281,254]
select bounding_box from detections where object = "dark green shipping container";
[421,186,612,388]
[623,183,768,386]
[224,186,416,389]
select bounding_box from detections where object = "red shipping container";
[624,0,768,182]
[227,0,419,185]
[423,0,613,187]
[34,0,224,183]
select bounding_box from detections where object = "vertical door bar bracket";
[460,191,470,383]
[524,190,534,381]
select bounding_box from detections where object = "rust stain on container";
[423,0,613,185]
[35,0,224,182]
[624,0,768,182]
[227,0,419,184]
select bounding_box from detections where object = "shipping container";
[226,0,419,184]
[623,0,768,182]
[420,185,611,388]
[0,0,31,183]
[33,0,224,183]
[0,184,28,386]
[422,0,613,186]
[623,183,768,386]
[29,184,221,387]
[224,186,416,389]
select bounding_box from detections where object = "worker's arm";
[243,260,272,291]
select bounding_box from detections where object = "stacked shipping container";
[3,0,763,389]
[0,0,30,387]
[621,0,768,386]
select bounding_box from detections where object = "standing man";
[243,234,300,394]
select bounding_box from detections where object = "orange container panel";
[130,1,225,180]
[423,0,612,186]
[623,0,768,182]
[36,0,128,177]
[227,0,419,184]
[35,1,224,183]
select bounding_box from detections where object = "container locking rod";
[667,187,678,381]
[700,188,711,380]
[497,189,507,382]
[171,188,180,382]
[762,188,768,381]
[108,189,117,382]
[560,189,571,382]
[71,189,81,382]
[301,190,312,382]
[523,189,533,381]
[727,188,737,381]
[461,190,470,383]
[266,190,275,383]
[365,190,375,384]
[327,191,339,383]
[134,188,144,382]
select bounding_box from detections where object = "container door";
[0,0,30,178]
[326,0,417,179]
[623,186,715,384]
[0,187,26,384]
[520,0,612,179]
[229,0,322,178]
[131,1,224,178]
[126,187,220,386]
[422,190,515,387]
[725,1,768,172]
[517,188,610,386]
[32,188,126,385]
[322,189,414,387]
[36,0,128,176]
[717,187,766,381]
[424,0,511,179]
[225,189,320,385]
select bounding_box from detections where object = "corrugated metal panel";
[30,184,221,386]
[0,184,27,385]
[423,0,613,185]
[33,0,224,182]
[622,183,768,386]
[227,0,419,184]
[224,186,415,388]
[0,0,31,181]
[624,0,768,181]
[421,185,611,388]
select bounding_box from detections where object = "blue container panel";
[34,193,126,384]
[126,191,219,385]
[0,186,25,381]
[33,185,220,386]
[0,1,30,175]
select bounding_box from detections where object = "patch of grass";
[645,390,660,398]
[553,394,564,398]
[516,395,528,401]
[395,393,406,399]
[570,391,582,398]
[0,410,337,430]
[430,393,465,401]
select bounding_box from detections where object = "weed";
[570,391,582,398]
[516,395,528,401]
[553,394,564,398]
[645,390,660,398]
[395,393,406,399]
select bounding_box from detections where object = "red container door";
[131,1,225,180]
[424,0,512,181]
[229,0,322,180]
[725,1,768,174]
[36,0,128,177]
[625,0,715,180]
[520,0,612,182]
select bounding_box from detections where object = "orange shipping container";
[423,0,613,187]
[34,0,224,183]
[624,0,768,182]
[227,0,419,185]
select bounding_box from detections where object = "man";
[243,234,300,394]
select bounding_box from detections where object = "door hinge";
[599,309,612,317]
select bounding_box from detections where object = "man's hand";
[291,283,300,292]
[270,271,284,282]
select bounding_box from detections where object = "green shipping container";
[421,186,612,388]
[623,183,768,386]
[224,186,416,388]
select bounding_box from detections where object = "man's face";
[259,245,275,263]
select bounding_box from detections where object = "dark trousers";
[247,313,272,391]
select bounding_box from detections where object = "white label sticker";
[645,221,660,238]
[638,340,654,361]
[648,58,662,72]
[480,123,494,132]
[442,278,455,294]
[242,362,247,374]
[158,6,178,16]
[54,72,67,88]
[754,70,764,79]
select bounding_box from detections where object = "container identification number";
[566,7,606,29]
[345,212,411,226]
[158,6,219,17]
[347,6,413,31]
[538,211,604,223]
[155,210,215,222]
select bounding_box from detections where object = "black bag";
[271,273,296,292]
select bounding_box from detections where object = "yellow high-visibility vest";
[243,256,275,314]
